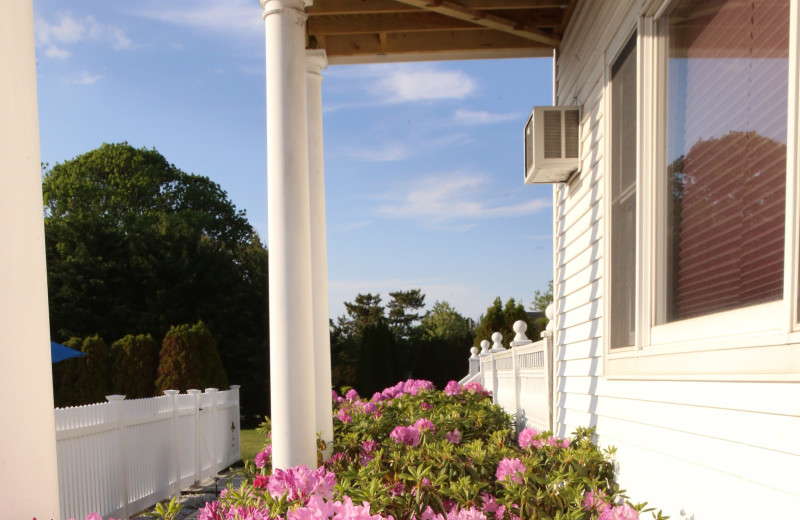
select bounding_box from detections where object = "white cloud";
[454,108,519,125]
[378,173,551,223]
[45,46,71,60]
[35,13,134,58]
[72,70,103,85]
[131,0,261,35]
[370,64,477,103]
[342,143,409,162]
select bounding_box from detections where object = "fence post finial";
[490,332,505,353]
[542,303,554,338]
[510,320,533,347]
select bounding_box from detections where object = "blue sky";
[32,0,554,322]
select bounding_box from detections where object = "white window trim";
[603,0,800,381]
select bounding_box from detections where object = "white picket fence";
[461,310,554,433]
[55,386,241,520]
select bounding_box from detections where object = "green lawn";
[240,428,266,463]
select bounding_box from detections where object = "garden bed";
[198,379,666,520]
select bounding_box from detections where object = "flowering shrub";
[189,379,666,520]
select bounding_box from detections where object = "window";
[600,0,799,377]
[658,0,790,324]
[610,33,638,349]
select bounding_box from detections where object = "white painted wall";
[552,1,800,518]
[0,1,62,518]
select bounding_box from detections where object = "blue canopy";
[51,341,86,363]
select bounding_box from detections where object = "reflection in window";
[610,33,637,349]
[661,0,788,322]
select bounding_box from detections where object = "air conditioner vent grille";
[564,109,580,158]
[543,110,562,159]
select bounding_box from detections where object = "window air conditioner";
[523,106,581,184]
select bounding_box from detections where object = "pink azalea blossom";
[600,504,640,520]
[445,429,462,444]
[413,418,436,431]
[517,428,539,449]
[495,457,526,484]
[389,425,421,447]
[255,445,272,468]
[444,380,461,396]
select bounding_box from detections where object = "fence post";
[479,339,490,387]
[106,395,128,519]
[510,320,532,431]
[230,385,242,463]
[187,389,202,484]
[164,390,181,497]
[205,388,219,476]
[489,332,504,405]
[541,304,555,433]
[468,347,480,377]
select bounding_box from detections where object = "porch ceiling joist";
[390,0,561,47]
[306,0,578,64]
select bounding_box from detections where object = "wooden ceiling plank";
[308,12,477,36]
[307,0,417,15]
[390,0,561,46]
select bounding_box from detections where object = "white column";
[306,49,334,459]
[0,2,62,519]
[262,0,317,470]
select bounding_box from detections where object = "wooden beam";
[391,0,561,47]
[306,0,571,14]
[321,29,552,58]
[308,12,476,35]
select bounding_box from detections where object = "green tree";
[529,280,553,339]
[155,322,228,392]
[340,293,385,339]
[43,143,268,424]
[110,334,159,399]
[420,301,472,342]
[473,297,533,348]
[387,289,426,342]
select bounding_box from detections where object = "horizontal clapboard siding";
[550,0,800,518]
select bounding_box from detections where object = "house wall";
[552,1,800,518]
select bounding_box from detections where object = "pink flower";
[446,429,462,444]
[414,418,436,432]
[362,440,379,453]
[517,428,539,449]
[335,409,352,423]
[462,382,489,396]
[254,445,272,468]
[389,425,421,447]
[444,380,461,396]
[583,490,612,514]
[495,457,526,484]
[600,505,639,520]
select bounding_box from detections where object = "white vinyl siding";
[551,0,800,518]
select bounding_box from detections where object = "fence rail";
[55,386,241,520]
[463,310,554,433]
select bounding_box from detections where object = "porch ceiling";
[306,0,579,64]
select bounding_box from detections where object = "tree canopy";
[473,297,533,348]
[44,143,269,423]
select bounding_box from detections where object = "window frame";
[602,0,800,381]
